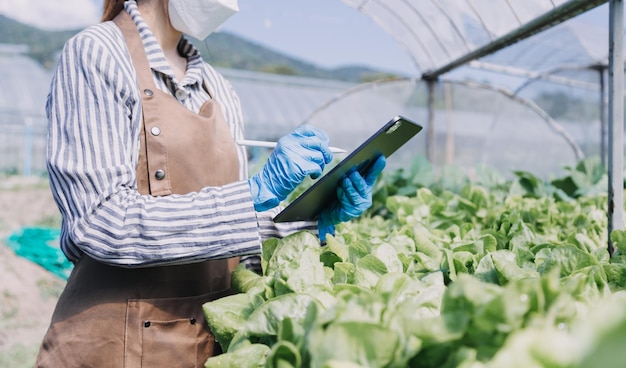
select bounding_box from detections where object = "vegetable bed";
[204,156,626,368]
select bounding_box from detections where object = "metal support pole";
[599,66,607,167]
[427,80,436,163]
[23,117,33,177]
[608,0,624,254]
[444,82,455,164]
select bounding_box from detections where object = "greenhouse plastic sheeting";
[0,44,52,114]
[304,78,583,178]
[340,0,610,81]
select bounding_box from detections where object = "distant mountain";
[0,14,75,69]
[0,14,404,83]
[191,32,403,82]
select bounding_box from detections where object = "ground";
[0,176,65,367]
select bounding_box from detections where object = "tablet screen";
[273,115,423,223]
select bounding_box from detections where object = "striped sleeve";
[46,24,262,267]
[256,208,318,240]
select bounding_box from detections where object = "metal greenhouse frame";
[339,0,623,250]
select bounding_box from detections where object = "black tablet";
[273,115,423,223]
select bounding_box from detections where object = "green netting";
[5,227,72,280]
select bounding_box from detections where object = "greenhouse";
[0,1,620,180]
[201,1,626,367]
[3,0,626,367]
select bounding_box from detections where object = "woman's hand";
[248,125,333,212]
[317,154,386,241]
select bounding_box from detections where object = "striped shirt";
[46,1,316,267]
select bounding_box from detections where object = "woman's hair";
[101,0,127,22]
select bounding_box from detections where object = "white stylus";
[237,139,347,154]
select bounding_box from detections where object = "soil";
[0,176,65,365]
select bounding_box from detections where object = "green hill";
[0,14,75,69]
[0,14,404,83]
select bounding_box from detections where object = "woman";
[36,0,385,366]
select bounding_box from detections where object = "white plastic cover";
[339,0,610,79]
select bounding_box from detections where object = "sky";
[0,0,612,77]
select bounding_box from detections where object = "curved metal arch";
[512,63,603,94]
[301,77,420,125]
[302,77,584,161]
[454,78,584,160]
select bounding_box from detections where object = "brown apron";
[36,11,240,368]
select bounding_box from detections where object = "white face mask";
[168,0,239,40]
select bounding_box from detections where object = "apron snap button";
[144,321,151,328]
[143,89,154,97]
[154,169,166,180]
[150,126,161,136]
[189,318,196,325]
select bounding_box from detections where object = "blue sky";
[0,0,611,76]
[0,0,415,74]
[217,0,417,74]
[220,3,609,76]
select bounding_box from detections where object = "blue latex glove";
[248,125,333,211]
[317,154,386,241]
